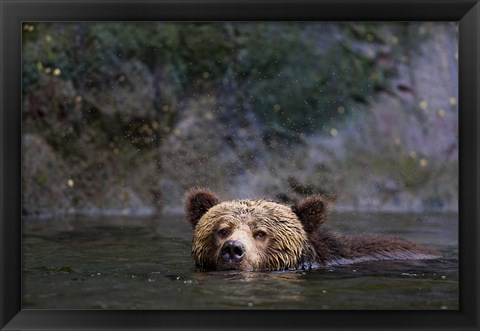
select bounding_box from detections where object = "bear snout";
[221,240,245,263]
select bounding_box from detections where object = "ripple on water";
[22,213,459,309]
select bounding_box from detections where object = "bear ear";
[185,188,220,228]
[291,195,331,233]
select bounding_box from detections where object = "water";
[22,212,458,309]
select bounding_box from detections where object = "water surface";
[22,212,458,309]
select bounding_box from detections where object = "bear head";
[184,188,331,271]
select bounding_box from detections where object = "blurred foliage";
[22,22,424,134]
[22,22,458,214]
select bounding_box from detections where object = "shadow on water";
[22,212,458,309]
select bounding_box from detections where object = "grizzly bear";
[185,188,439,271]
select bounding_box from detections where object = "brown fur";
[291,195,331,233]
[184,188,439,271]
[185,188,220,228]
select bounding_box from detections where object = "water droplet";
[419,100,428,110]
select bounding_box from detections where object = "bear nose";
[221,240,245,263]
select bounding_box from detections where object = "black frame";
[1,0,479,330]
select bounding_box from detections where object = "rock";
[22,134,71,216]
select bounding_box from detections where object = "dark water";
[22,212,458,309]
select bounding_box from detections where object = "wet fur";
[309,229,437,266]
[185,188,439,271]
[189,198,315,271]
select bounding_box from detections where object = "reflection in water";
[22,212,458,309]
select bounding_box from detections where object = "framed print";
[1,0,479,330]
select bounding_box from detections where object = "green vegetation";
[22,22,418,133]
[22,22,457,215]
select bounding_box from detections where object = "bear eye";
[254,230,267,239]
[217,228,230,237]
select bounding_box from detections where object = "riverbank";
[21,22,458,217]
